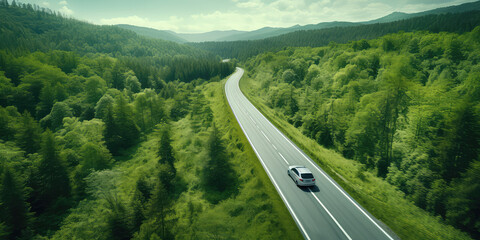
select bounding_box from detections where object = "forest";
[191,10,480,60]
[0,2,303,240]
[241,27,480,239]
[2,0,480,239]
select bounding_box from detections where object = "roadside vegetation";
[240,27,480,239]
[0,2,301,239]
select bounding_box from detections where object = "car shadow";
[299,185,320,193]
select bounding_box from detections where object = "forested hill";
[0,2,195,57]
[0,2,235,85]
[191,10,480,60]
[242,27,480,239]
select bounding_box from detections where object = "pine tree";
[113,94,140,150]
[0,107,13,141]
[36,84,55,120]
[111,62,125,90]
[104,103,120,155]
[36,129,71,212]
[107,200,132,240]
[203,125,234,192]
[0,167,30,240]
[131,178,150,231]
[15,111,41,154]
[158,129,175,170]
[148,181,174,240]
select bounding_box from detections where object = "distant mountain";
[177,30,247,42]
[364,0,480,24]
[116,24,187,43]
[115,0,480,43]
[364,12,411,24]
[212,0,480,42]
[415,0,480,15]
[191,10,480,59]
[217,22,361,41]
[217,27,283,41]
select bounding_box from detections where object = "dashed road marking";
[279,152,289,165]
[261,130,271,142]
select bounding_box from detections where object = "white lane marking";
[225,70,312,240]
[260,130,271,142]
[248,115,255,123]
[246,87,394,240]
[278,152,289,165]
[272,144,278,150]
[309,188,353,240]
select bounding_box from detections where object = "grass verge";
[239,72,472,240]
[204,78,302,239]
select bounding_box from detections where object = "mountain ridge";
[117,0,480,43]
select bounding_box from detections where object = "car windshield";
[301,173,314,179]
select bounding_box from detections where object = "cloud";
[59,6,73,15]
[42,1,50,7]
[59,0,67,5]
[236,0,264,8]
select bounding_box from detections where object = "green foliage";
[105,94,140,155]
[241,28,480,239]
[0,167,30,240]
[34,129,71,212]
[158,128,175,169]
[95,94,115,120]
[43,76,301,240]
[147,180,174,240]
[40,101,73,131]
[202,125,237,203]
[0,2,249,239]
[446,161,480,238]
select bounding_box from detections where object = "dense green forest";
[191,10,480,60]
[0,1,233,84]
[0,2,303,240]
[241,27,480,238]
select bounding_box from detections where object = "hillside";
[240,27,480,239]
[0,3,235,86]
[365,0,480,24]
[191,10,480,59]
[0,3,302,240]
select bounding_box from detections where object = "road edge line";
[225,68,312,240]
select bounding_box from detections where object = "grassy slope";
[199,79,302,239]
[239,73,472,240]
[51,77,301,239]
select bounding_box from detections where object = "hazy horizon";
[9,0,474,33]
[9,0,480,33]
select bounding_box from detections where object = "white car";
[288,165,316,187]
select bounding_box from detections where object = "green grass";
[201,79,302,239]
[239,73,472,240]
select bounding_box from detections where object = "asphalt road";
[225,67,396,240]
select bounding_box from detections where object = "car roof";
[290,166,312,174]
[297,167,312,174]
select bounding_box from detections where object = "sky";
[17,0,478,33]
